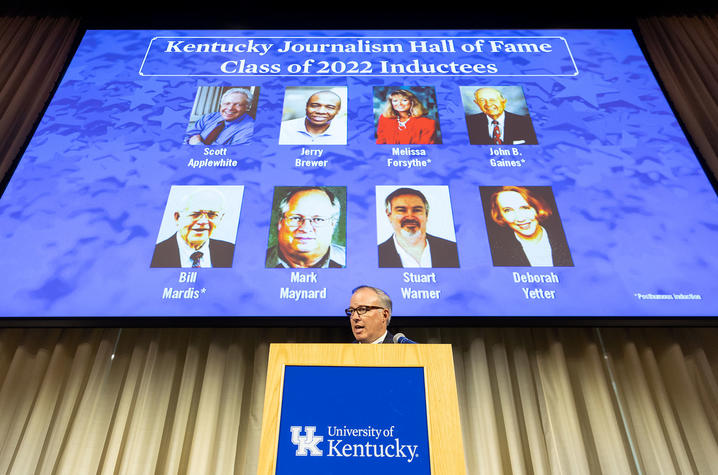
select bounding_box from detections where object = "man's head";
[474,87,507,120]
[385,188,429,242]
[219,88,252,122]
[277,187,340,266]
[347,286,392,343]
[305,91,341,126]
[490,186,552,239]
[174,189,226,249]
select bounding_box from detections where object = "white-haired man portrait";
[186,87,255,146]
[151,188,235,268]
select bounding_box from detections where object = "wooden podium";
[257,344,466,474]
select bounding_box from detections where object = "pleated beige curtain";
[0,16,80,186]
[0,327,716,474]
[637,15,718,182]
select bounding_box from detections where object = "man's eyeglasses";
[182,210,222,220]
[345,306,385,317]
[283,214,335,229]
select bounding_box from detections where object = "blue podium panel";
[276,366,430,474]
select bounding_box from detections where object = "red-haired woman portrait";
[483,186,573,267]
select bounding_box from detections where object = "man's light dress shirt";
[278,116,347,145]
[357,330,387,344]
[186,112,254,145]
[393,234,432,268]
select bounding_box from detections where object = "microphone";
[393,333,417,344]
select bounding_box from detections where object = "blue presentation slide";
[1,29,717,318]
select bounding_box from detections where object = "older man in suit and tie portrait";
[464,86,538,145]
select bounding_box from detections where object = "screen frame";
[0,27,717,327]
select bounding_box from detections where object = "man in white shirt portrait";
[377,187,460,268]
[278,88,347,145]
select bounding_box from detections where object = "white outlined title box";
[140,36,579,77]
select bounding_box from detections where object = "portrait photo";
[479,185,573,267]
[150,185,244,268]
[376,185,459,268]
[184,86,259,147]
[265,186,347,268]
[185,86,259,146]
[460,85,538,145]
[278,87,348,145]
[373,86,442,145]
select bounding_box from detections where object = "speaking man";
[466,87,538,145]
[186,88,255,146]
[151,188,235,268]
[346,286,393,344]
[378,187,459,268]
[278,90,347,145]
[265,187,346,268]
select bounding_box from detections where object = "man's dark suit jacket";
[378,234,460,268]
[466,111,538,145]
[150,234,235,268]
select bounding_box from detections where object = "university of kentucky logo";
[288,424,421,463]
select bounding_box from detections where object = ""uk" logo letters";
[290,426,324,456]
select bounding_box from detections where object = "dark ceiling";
[1,0,716,30]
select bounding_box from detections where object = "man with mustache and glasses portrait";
[278,87,347,145]
[265,186,346,268]
[377,186,460,268]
